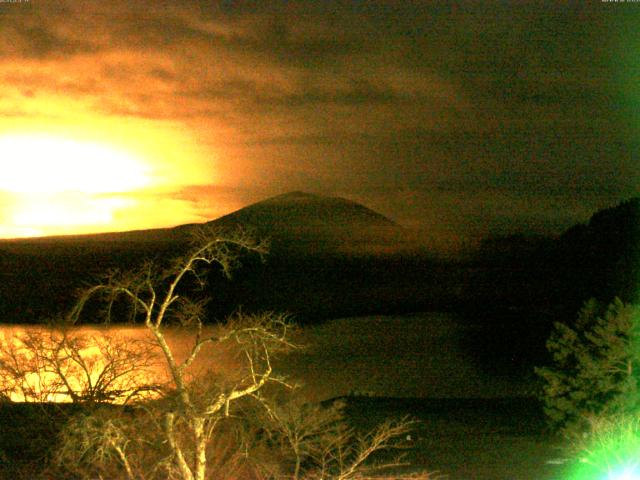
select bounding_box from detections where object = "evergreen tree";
[536,298,640,436]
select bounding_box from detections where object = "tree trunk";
[193,417,207,480]
[165,412,195,480]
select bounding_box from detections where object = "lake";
[0,313,535,403]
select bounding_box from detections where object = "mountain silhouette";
[4,192,640,325]
[0,191,408,257]
[212,191,397,229]
[555,197,640,306]
[0,192,426,323]
[204,191,405,255]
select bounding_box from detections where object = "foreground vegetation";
[536,298,640,477]
[0,228,430,479]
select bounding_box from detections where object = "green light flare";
[566,457,640,480]
[564,416,640,480]
[608,467,640,480]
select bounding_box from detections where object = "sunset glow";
[0,135,150,194]
[0,134,149,237]
[0,0,630,244]
[0,125,215,238]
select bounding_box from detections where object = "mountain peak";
[214,191,397,229]
[268,191,318,201]
[210,191,403,254]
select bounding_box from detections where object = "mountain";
[205,191,407,255]
[8,192,640,325]
[0,192,439,323]
[0,191,408,255]
[213,191,397,229]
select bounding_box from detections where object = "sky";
[0,0,638,250]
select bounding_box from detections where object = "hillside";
[465,196,640,321]
[0,191,408,255]
[207,191,408,255]
[0,192,446,323]
[555,197,640,306]
[3,193,639,325]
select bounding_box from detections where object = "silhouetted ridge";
[555,197,640,305]
[0,191,408,257]
[0,191,438,323]
[204,191,405,255]
[212,191,398,230]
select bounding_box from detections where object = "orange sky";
[0,1,636,245]
[0,114,226,237]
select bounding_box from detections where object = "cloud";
[0,0,635,243]
[0,1,466,121]
[0,4,105,59]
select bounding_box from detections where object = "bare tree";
[256,395,421,480]
[0,327,161,404]
[43,228,431,480]
[63,228,296,480]
[314,416,417,480]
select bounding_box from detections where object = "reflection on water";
[0,326,159,403]
[0,314,535,404]
[280,313,536,401]
[0,324,241,403]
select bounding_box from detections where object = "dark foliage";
[536,298,640,435]
[556,198,640,307]
[0,239,466,325]
[2,195,640,377]
[0,402,86,477]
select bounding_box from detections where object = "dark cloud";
[245,20,357,68]
[188,78,427,110]
[253,80,413,107]
[0,6,103,58]
[1,0,637,245]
